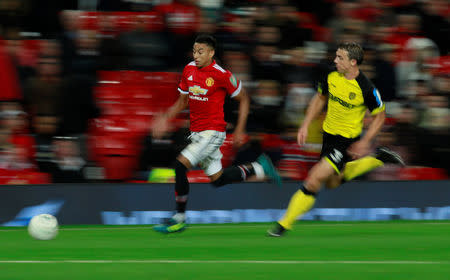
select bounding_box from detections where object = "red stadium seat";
[94,85,128,101]
[90,135,140,156]
[278,140,320,180]
[187,170,210,183]
[79,11,100,30]
[88,133,142,180]
[98,155,139,180]
[398,167,448,180]
[219,134,249,168]
[97,71,123,84]
[123,115,152,136]
[138,11,164,32]
[142,72,181,85]
[114,12,136,32]
[0,170,50,185]
[127,85,154,100]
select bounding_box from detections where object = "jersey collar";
[198,60,216,72]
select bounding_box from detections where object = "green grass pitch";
[0,221,449,280]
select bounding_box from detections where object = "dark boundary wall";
[1,180,449,226]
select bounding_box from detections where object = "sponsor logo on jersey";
[189,95,208,101]
[189,85,208,96]
[329,92,357,109]
[206,77,214,87]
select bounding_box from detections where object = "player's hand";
[232,130,246,148]
[348,140,370,160]
[152,115,169,139]
[297,125,308,146]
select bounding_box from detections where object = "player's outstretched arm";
[152,94,189,139]
[297,93,327,146]
[232,88,249,147]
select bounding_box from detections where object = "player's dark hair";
[194,34,217,50]
[337,42,364,65]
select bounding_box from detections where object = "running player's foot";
[375,147,405,166]
[256,154,282,187]
[153,218,187,234]
[267,222,287,237]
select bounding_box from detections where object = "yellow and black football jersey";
[317,70,385,138]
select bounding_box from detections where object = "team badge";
[229,75,237,87]
[206,77,214,87]
[349,92,356,100]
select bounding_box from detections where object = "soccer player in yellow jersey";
[268,42,404,237]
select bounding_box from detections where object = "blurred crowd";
[0,0,448,184]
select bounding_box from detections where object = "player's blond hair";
[338,42,364,65]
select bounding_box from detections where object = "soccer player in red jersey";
[152,34,281,233]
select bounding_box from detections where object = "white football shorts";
[181,130,226,176]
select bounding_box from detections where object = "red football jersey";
[178,60,242,132]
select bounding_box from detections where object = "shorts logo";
[206,77,214,87]
[329,149,343,163]
[189,85,208,96]
[349,92,356,100]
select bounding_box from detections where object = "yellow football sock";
[343,156,384,181]
[278,189,316,230]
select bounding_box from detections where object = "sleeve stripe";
[230,81,242,98]
[213,64,226,73]
[178,88,189,95]
[373,88,383,108]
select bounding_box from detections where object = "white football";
[28,214,59,240]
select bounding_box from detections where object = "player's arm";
[348,110,385,159]
[349,84,386,159]
[162,93,189,120]
[152,94,189,138]
[297,93,327,146]
[361,110,385,144]
[231,87,250,147]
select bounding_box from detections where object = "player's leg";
[153,154,192,233]
[209,153,281,187]
[268,132,347,237]
[154,131,220,234]
[268,158,334,237]
[173,155,192,218]
[326,147,404,188]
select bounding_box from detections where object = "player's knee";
[175,160,188,175]
[304,176,322,193]
[325,174,343,189]
[325,179,341,189]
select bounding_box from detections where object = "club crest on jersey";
[189,85,208,96]
[349,92,356,100]
[206,77,214,87]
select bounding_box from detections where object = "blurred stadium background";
[0,1,449,279]
[0,0,448,184]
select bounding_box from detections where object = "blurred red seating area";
[79,11,164,33]
[87,70,187,181]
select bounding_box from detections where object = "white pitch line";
[1,222,449,232]
[47,222,450,231]
[0,260,448,265]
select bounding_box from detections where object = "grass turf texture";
[0,221,449,280]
